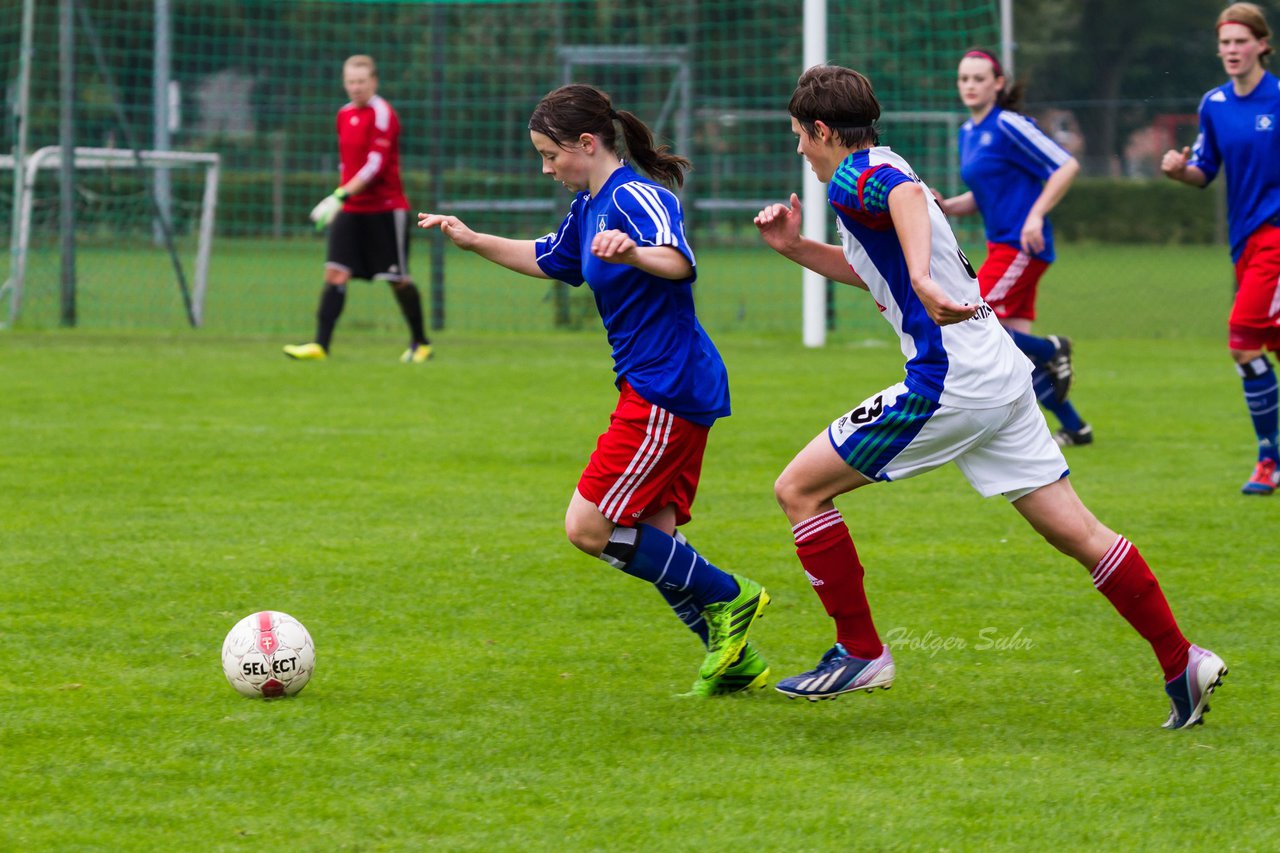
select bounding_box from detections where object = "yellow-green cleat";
[679,643,770,698]
[699,574,769,680]
[283,342,327,361]
[401,343,434,363]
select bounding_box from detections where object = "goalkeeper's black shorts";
[325,208,410,283]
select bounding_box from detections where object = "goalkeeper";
[285,54,432,363]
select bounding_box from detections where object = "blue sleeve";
[859,165,914,216]
[1188,97,1220,185]
[534,204,585,286]
[997,112,1071,180]
[612,182,696,271]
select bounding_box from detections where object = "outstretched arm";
[887,182,979,326]
[753,193,867,289]
[418,213,548,278]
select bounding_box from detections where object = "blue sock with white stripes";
[1034,366,1085,432]
[1007,328,1056,364]
[657,588,709,645]
[1239,356,1280,463]
[657,532,710,645]
[600,524,739,606]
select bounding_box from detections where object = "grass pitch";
[1,326,1276,851]
[4,236,1237,342]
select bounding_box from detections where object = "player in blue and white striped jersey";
[936,49,1092,447]
[755,64,1223,729]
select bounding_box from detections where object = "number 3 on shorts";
[848,395,884,426]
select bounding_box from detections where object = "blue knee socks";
[1034,366,1085,432]
[1007,328,1056,364]
[1239,356,1280,463]
[600,524,739,607]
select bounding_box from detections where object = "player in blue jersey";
[418,84,769,696]
[754,64,1225,729]
[1163,2,1280,495]
[935,48,1092,447]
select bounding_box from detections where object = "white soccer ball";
[221,610,316,698]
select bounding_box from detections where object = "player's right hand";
[417,212,478,249]
[308,190,346,231]
[754,192,803,254]
[1160,146,1191,179]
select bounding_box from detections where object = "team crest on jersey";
[1257,114,1275,131]
[349,115,360,126]
[979,131,994,146]
[597,214,608,232]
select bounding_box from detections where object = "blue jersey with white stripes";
[1189,71,1280,262]
[958,107,1072,263]
[534,164,730,426]
[831,148,1031,409]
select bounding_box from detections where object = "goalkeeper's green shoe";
[400,343,434,364]
[283,342,327,361]
[679,643,770,698]
[699,574,770,680]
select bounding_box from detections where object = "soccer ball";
[221,611,316,698]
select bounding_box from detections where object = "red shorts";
[977,242,1051,322]
[578,382,709,527]
[1229,223,1280,351]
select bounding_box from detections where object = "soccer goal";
[2,146,220,329]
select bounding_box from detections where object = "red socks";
[1092,536,1191,681]
[792,517,1189,680]
[793,509,883,659]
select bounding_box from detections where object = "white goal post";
[2,146,221,327]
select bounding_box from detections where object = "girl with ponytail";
[419,84,770,697]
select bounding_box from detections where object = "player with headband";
[755,63,1226,730]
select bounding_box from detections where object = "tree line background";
[0,0,1252,243]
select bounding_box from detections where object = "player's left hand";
[591,229,638,264]
[1020,213,1045,255]
[309,190,347,231]
[912,276,979,326]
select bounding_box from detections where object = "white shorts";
[827,382,1068,501]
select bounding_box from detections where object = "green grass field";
[5,237,1239,342]
[2,320,1277,849]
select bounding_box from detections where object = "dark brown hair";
[1217,2,1273,65]
[528,84,691,188]
[961,48,1025,111]
[788,65,881,148]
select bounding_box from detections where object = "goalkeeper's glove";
[309,188,349,230]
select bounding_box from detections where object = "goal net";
[2,147,220,329]
[0,0,998,340]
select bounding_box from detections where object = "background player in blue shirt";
[936,49,1092,447]
[1163,2,1280,495]
[754,64,1224,729]
[418,84,769,696]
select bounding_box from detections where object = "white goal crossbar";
[2,146,221,327]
